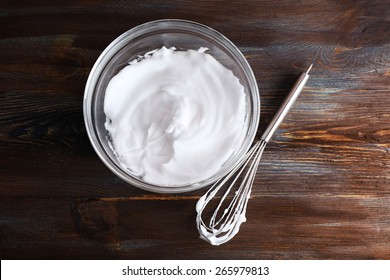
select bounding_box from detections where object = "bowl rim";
[83,19,260,193]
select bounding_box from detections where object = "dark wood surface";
[1,0,389,259]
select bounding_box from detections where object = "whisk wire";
[196,140,267,244]
[213,140,266,228]
[210,141,262,227]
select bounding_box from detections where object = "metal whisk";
[196,64,312,245]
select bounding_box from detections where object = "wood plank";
[1,196,389,259]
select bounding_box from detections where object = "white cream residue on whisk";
[196,193,249,246]
[104,46,247,186]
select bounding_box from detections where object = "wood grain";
[0,0,389,259]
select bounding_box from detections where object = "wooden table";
[1,0,389,259]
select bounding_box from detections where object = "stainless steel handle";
[260,64,312,143]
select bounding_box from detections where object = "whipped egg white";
[104,47,247,186]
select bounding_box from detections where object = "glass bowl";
[83,19,260,193]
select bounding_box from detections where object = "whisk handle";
[261,64,312,143]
